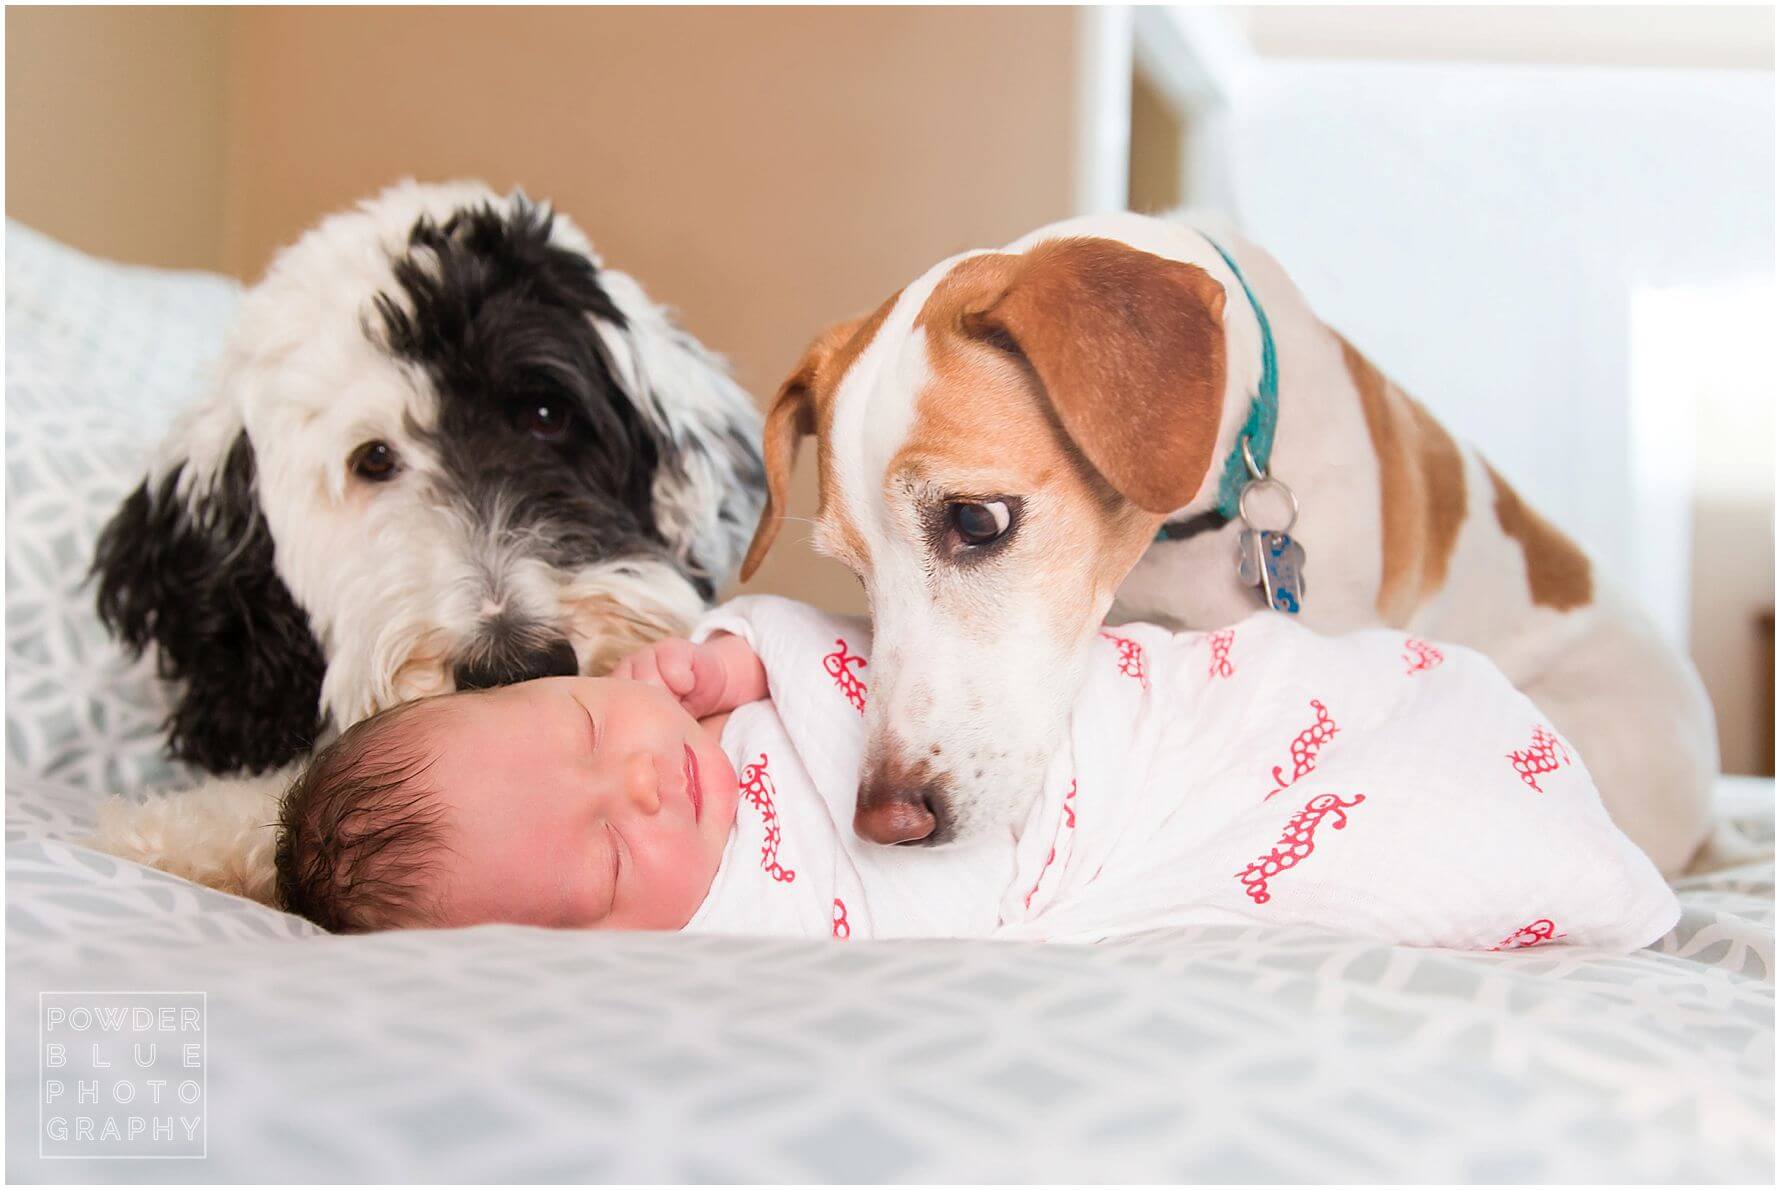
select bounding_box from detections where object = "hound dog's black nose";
[855,751,953,846]
[855,791,939,845]
[452,638,580,691]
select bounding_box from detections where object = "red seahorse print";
[1099,631,1149,691]
[1490,918,1564,951]
[1236,792,1366,905]
[1403,637,1444,676]
[1264,699,1340,800]
[1508,725,1572,793]
[738,753,796,883]
[1207,628,1236,679]
[1022,780,1079,910]
[822,637,868,714]
[832,898,851,940]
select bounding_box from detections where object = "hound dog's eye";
[948,500,1014,546]
[516,396,573,442]
[349,440,400,482]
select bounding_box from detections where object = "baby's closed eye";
[597,821,623,918]
[580,701,601,756]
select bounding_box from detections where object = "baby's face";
[415,676,739,930]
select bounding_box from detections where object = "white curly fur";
[87,180,760,903]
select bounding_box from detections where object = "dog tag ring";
[1233,437,1307,615]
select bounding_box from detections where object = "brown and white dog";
[742,211,1716,875]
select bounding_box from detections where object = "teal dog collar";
[1154,235,1278,543]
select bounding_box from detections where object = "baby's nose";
[622,751,661,814]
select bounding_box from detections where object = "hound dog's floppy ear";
[959,236,1229,515]
[740,314,869,581]
[740,356,817,582]
[92,431,326,775]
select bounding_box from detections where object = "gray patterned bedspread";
[4,219,1773,1183]
[4,775,1771,1183]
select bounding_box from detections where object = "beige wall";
[6,6,231,271]
[6,5,1082,616]
[1127,67,1185,215]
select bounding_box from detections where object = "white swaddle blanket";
[682,596,1678,952]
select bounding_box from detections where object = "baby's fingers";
[651,638,699,698]
[613,648,667,691]
[679,643,732,719]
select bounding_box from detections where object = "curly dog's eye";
[349,440,400,482]
[516,396,573,442]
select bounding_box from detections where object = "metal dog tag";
[1237,528,1307,615]
[1232,437,1307,615]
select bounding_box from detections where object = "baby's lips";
[683,743,704,822]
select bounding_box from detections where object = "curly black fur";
[374,197,669,574]
[92,434,326,775]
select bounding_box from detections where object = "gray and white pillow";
[4,221,242,807]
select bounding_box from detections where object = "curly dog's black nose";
[452,637,579,691]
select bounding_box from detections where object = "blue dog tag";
[1231,439,1307,616]
[1236,528,1307,615]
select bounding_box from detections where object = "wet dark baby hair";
[274,700,452,933]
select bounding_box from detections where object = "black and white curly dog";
[88,180,764,901]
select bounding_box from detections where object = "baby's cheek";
[441,840,575,929]
[624,837,723,930]
[434,862,506,928]
[666,842,724,925]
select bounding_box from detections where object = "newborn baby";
[276,597,1678,950]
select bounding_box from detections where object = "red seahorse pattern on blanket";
[1508,725,1572,793]
[822,637,868,714]
[1491,918,1564,950]
[1264,699,1340,800]
[1403,637,1444,676]
[1099,631,1149,690]
[1207,628,1237,679]
[1022,779,1079,910]
[738,754,796,883]
[1236,792,1367,904]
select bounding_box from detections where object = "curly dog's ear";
[93,431,327,775]
[563,223,765,594]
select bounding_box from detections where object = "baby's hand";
[611,634,765,720]
[611,638,720,713]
